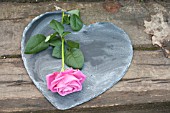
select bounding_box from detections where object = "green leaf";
[45,32,58,42]
[65,48,84,69]
[62,31,71,37]
[52,39,62,58]
[68,9,80,16]
[49,38,61,46]
[24,34,49,54]
[49,20,64,36]
[70,14,83,31]
[63,15,70,25]
[66,40,79,49]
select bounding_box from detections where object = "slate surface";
[21,11,133,109]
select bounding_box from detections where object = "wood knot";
[103,1,122,13]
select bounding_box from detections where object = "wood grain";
[0,51,170,112]
[0,1,170,113]
[0,2,159,56]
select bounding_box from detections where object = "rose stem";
[61,11,65,72]
[61,36,65,72]
[61,11,64,25]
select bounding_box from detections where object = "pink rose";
[46,68,86,96]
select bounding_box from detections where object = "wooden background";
[0,1,170,113]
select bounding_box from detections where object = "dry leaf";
[144,12,170,58]
[54,6,66,11]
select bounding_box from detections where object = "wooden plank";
[0,19,31,56]
[1,93,170,113]
[0,2,168,21]
[0,19,152,56]
[0,1,170,113]
[1,2,164,56]
[0,50,170,112]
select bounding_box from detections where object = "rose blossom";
[46,68,86,96]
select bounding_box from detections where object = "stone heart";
[21,11,133,110]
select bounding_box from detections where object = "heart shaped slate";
[21,11,133,110]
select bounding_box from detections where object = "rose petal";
[69,81,82,88]
[51,74,78,89]
[54,69,74,80]
[62,74,80,84]
[58,84,82,96]
[73,70,86,83]
[60,68,73,75]
[63,86,73,92]
[46,68,86,96]
[46,72,59,89]
[50,76,65,92]
[57,86,71,96]
[69,81,82,92]
[53,75,82,96]
[58,80,82,96]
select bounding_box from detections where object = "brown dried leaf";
[144,12,170,58]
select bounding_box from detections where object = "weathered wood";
[1,2,168,56]
[0,51,170,112]
[0,18,153,56]
[0,19,30,56]
[1,93,170,113]
[0,1,169,20]
[0,1,170,113]
[0,0,106,2]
